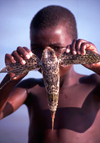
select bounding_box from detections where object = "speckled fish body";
[41,47,60,131]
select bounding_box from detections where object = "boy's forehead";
[30,25,66,35]
[30,26,71,44]
[30,25,72,46]
[31,26,63,42]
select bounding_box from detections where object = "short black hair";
[30,5,77,40]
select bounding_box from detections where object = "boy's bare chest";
[30,83,95,107]
[28,84,100,142]
[55,84,99,131]
[29,83,99,125]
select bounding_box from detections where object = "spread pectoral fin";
[0,53,41,89]
[0,65,10,73]
[59,50,100,66]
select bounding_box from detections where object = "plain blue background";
[0,0,100,143]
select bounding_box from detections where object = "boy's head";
[30,5,77,40]
[30,5,77,75]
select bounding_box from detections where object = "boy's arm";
[0,46,33,118]
[0,79,28,119]
[0,74,22,112]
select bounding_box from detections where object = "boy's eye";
[53,46,62,52]
[54,47,59,50]
[32,47,41,52]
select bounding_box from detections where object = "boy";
[0,5,100,143]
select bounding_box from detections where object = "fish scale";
[0,48,100,131]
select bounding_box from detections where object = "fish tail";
[51,111,56,132]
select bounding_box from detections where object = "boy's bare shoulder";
[79,73,100,85]
[17,78,44,89]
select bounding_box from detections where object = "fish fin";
[0,71,23,90]
[0,76,14,90]
[51,111,56,132]
[0,65,9,73]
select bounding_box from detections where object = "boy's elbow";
[0,112,3,120]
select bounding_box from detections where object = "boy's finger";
[12,50,26,65]
[71,40,77,55]
[5,54,16,64]
[17,46,31,59]
[23,47,33,57]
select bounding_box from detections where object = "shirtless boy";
[0,5,100,143]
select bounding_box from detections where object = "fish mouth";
[42,47,55,59]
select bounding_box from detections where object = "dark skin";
[0,24,100,143]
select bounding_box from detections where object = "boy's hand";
[66,39,100,75]
[5,46,33,80]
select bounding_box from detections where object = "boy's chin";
[60,65,72,70]
[60,65,72,75]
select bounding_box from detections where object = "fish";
[41,47,60,131]
[0,47,100,130]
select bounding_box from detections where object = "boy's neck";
[60,66,79,88]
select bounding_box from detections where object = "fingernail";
[26,54,30,59]
[84,50,86,55]
[13,60,16,63]
[22,60,26,65]
[73,51,76,55]
[66,48,70,53]
[29,52,33,57]
[78,51,81,54]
